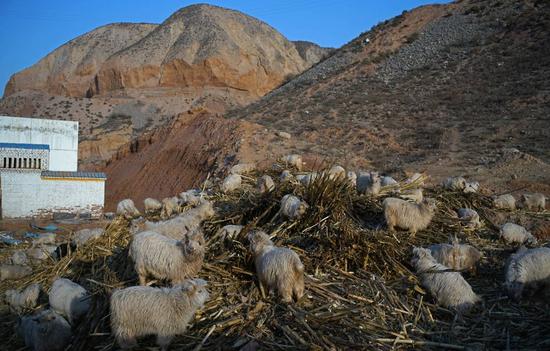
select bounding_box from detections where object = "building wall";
[1,171,105,218]
[0,116,78,171]
[0,147,49,170]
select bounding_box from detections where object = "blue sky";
[0,0,448,96]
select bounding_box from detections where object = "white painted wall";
[1,171,104,218]
[0,116,78,171]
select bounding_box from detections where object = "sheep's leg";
[278,280,293,303]
[157,334,174,351]
[116,332,138,349]
[137,269,148,286]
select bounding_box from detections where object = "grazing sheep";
[72,228,104,246]
[222,174,242,193]
[383,198,437,235]
[143,198,162,215]
[129,231,205,286]
[110,279,209,351]
[411,247,481,312]
[179,189,204,206]
[0,264,32,281]
[217,225,244,240]
[328,165,346,179]
[505,247,550,301]
[357,172,380,195]
[49,278,90,324]
[381,176,398,187]
[160,196,181,220]
[493,194,516,210]
[144,200,215,240]
[457,208,481,229]
[5,283,41,313]
[280,170,294,182]
[230,163,256,175]
[443,176,467,191]
[117,199,141,219]
[17,309,72,351]
[11,251,29,266]
[428,240,482,271]
[248,230,304,303]
[32,233,56,246]
[400,188,424,203]
[463,181,480,193]
[347,171,357,187]
[280,195,309,220]
[521,193,546,211]
[499,223,537,245]
[257,175,275,193]
[27,245,58,261]
[281,154,303,171]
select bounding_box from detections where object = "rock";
[275,131,291,139]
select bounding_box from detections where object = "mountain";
[101,0,550,209]
[0,4,330,166]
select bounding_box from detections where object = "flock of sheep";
[1,153,549,350]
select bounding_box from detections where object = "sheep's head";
[410,247,433,268]
[422,198,438,212]
[198,200,216,219]
[180,278,209,307]
[183,231,205,257]
[248,230,273,255]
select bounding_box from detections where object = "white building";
[0,116,106,219]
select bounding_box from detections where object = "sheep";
[381,176,398,187]
[347,171,357,187]
[143,197,162,215]
[217,225,244,240]
[5,283,41,313]
[457,208,481,229]
[405,172,425,185]
[400,188,424,203]
[32,233,56,246]
[129,230,205,286]
[144,199,215,240]
[383,197,437,235]
[328,165,346,179]
[356,172,380,195]
[280,194,309,220]
[493,194,516,210]
[281,154,303,171]
[11,250,29,266]
[428,240,482,271]
[0,264,32,281]
[411,247,481,312]
[179,189,204,206]
[160,196,181,220]
[463,181,480,193]
[49,278,90,325]
[248,230,304,303]
[222,174,242,193]
[443,176,467,191]
[280,170,294,182]
[499,223,537,245]
[72,228,104,246]
[17,309,72,351]
[110,279,209,351]
[505,247,550,301]
[27,245,58,261]
[230,163,256,175]
[521,193,546,211]
[257,175,275,193]
[117,199,141,219]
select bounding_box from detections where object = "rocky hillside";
[0,4,329,166]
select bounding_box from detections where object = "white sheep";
[110,279,209,351]
[347,171,357,187]
[143,197,162,215]
[222,174,242,193]
[281,154,303,171]
[493,194,516,210]
[521,193,546,211]
[383,198,437,235]
[0,264,32,281]
[457,208,481,229]
[73,228,104,246]
[257,175,275,193]
[4,283,41,313]
[17,309,72,351]
[217,224,244,240]
[499,223,537,245]
[356,172,380,195]
[129,230,205,286]
[463,181,480,193]
[49,278,90,325]
[505,247,550,301]
[117,199,141,219]
[443,176,467,191]
[328,165,346,180]
[280,170,294,182]
[411,247,481,312]
[27,245,58,261]
[11,251,29,266]
[160,196,181,219]
[381,176,398,187]
[428,240,482,271]
[399,188,424,203]
[248,230,304,303]
[179,189,204,206]
[32,233,56,246]
[144,200,215,240]
[280,194,309,220]
[230,163,256,175]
